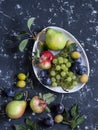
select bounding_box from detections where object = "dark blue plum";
[39,70,48,78]
[70,62,80,74]
[71,63,87,75]
[56,103,64,114]
[42,77,51,85]
[76,46,82,53]
[2,88,15,97]
[77,65,87,75]
[43,117,54,126]
[74,57,82,64]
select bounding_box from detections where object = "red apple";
[30,96,47,113]
[39,51,54,69]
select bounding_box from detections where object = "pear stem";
[33,30,46,41]
[24,91,28,101]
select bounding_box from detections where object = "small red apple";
[39,51,54,69]
[30,96,47,113]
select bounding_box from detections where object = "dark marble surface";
[0,0,98,130]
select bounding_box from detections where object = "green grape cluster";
[50,55,78,90]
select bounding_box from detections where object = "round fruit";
[16,81,26,88]
[54,114,63,123]
[77,65,87,75]
[56,103,64,114]
[39,70,48,78]
[30,96,47,113]
[6,100,27,119]
[45,28,66,50]
[71,51,81,59]
[80,74,88,83]
[42,77,52,85]
[43,117,54,126]
[17,73,26,80]
[75,57,82,64]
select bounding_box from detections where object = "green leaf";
[39,93,43,99]
[38,41,48,53]
[19,39,29,52]
[71,115,85,129]
[25,119,37,130]
[14,92,23,100]
[45,106,51,113]
[27,17,35,30]
[71,120,77,129]
[14,124,26,130]
[75,115,85,125]
[71,103,79,118]
[68,43,76,53]
[17,31,27,40]
[63,108,69,122]
[42,93,56,104]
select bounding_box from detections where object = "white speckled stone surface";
[0,0,98,130]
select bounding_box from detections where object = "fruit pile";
[33,28,89,91]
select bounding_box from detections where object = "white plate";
[32,26,90,93]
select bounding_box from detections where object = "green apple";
[45,28,66,50]
[6,100,27,119]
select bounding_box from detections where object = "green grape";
[55,65,61,71]
[61,71,66,77]
[52,82,57,87]
[63,58,68,63]
[51,77,56,82]
[50,70,56,76]
[57,57,64,64]
[66,62,71,68]
[72,75,77,80]
[72,81,78,86]
[66,77,72,82]
[61,64,66,70]
[52,58,58,64]
[56,74,61,80]
[62,67,68,72]
[68,72,74,77]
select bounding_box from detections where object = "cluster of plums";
[42,103,64,126]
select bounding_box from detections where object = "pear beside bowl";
[32,26,90,93]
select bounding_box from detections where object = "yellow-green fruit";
[6,100,27,119]
[80,74,88,83]
[17,73,26,80]
[66,40,71,48]
[17,80,26,88]
[45,28,66,50]
[54,114,63,123]
[71,51,81,59]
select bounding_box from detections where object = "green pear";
[45,28,66,50]
[6,100,27,119]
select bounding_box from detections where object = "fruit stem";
[33,30,45,41]
[24,91,28,101]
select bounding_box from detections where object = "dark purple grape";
[56,103,64,114]
[42,77,51,85]
[39,70,48,78]
[70,62,80,74]
[71,63,87,75]
[76,46,82,53]
[43,117,54,126]
[74,57,82,64]
[77,65,87,75]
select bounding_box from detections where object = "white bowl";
[32,26,90,93]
